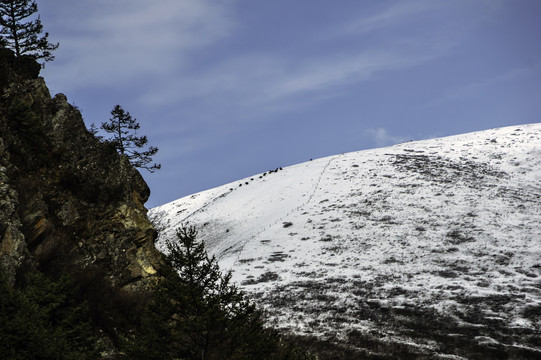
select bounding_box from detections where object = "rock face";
[0,49,163,290]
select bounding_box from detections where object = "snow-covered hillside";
[151,124,541,358]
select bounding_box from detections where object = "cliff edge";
[0,48,163,291]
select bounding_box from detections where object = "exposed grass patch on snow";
[152,123,541,358]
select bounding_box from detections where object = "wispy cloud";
[363,128,407,147]
[342,0,444,35]
[42,0,507,142]
[43,0,454,121]
[264,52,414,100]
[339,0,505,37]
[43,0,236,90]
[143,47,440,125]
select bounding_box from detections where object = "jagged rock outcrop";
[0,48,163,290]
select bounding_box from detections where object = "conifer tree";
[126,226,281,360]
[101,105,161,173]
[0,267,100,359]
[0,0,59,63]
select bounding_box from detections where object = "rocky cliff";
[0,48,163,291]
[0,50,313,360]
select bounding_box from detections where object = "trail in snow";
[232,157,336,266]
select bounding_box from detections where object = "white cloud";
[143,48,439,124]
[43,0,236,90]
[42,0,498,137]
[340,0,504,36]
[264,50,436,100]
[364,128,406,147]
[43,0,452,120]
[342,0,444,35]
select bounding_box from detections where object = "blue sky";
[39,0,541,208]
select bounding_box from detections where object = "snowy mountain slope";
[151,124,541,358]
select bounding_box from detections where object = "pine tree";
[0,0,58,63]
[101,105,161,173]
[126,226,281,360]
[0,267,101,360]
[88,122,103,141]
